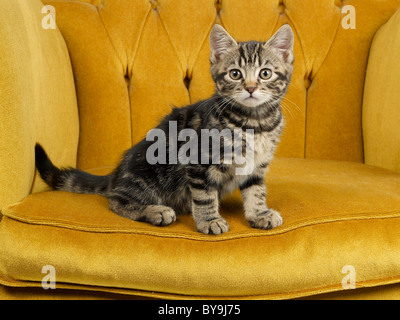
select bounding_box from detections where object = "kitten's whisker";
[281,96,303,115]
[193,95,218,113]
[280,101,295,121]
[287,82,300,90]
[213,96,235,120]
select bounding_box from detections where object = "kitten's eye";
[229,69,242,80]
[259,68,272,80]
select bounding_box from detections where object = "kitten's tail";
[35,143,112,196]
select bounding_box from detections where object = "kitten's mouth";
[245,95,257,101]
[238,96,264,108]
[233,92,266,107]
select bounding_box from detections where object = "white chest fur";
[215,120,283,196]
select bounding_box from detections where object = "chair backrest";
[39,0,400,169]
[363,7,400,173]
[0,0,79,209]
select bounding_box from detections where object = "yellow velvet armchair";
[1,0,400,300]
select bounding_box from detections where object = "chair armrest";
[363,7,400,173]
[0,0,79,211]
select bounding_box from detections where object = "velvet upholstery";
[0,0,79,211]
[40,0,400,169]
[1,0,400,299]
[363,8,400,173]
[2,159,400,299]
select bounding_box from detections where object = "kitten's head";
[209,24,294,108]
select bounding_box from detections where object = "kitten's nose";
[245,86,257,94]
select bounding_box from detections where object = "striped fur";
[35,24,294,235]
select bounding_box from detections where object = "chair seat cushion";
[1,158,400,299]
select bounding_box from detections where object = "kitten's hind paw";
[248,209,283,230]
[197,217,229,235]
[143,205,177,226]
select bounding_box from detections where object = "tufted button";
[304,77,312,90]
[278,1,285,14]
[124,67,131,87]
[334,0,342,7]
[184,76,190,89]
[150,0,158,10]
[125,75,130,87]
[215,0,222,13]
[184,67,191,89]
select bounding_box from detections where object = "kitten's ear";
[209,24,238,64]
[265,24,294,63]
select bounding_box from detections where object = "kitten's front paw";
[248,209,283,230]
[197,217,229,235]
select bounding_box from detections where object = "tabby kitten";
[35,24,294,235]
